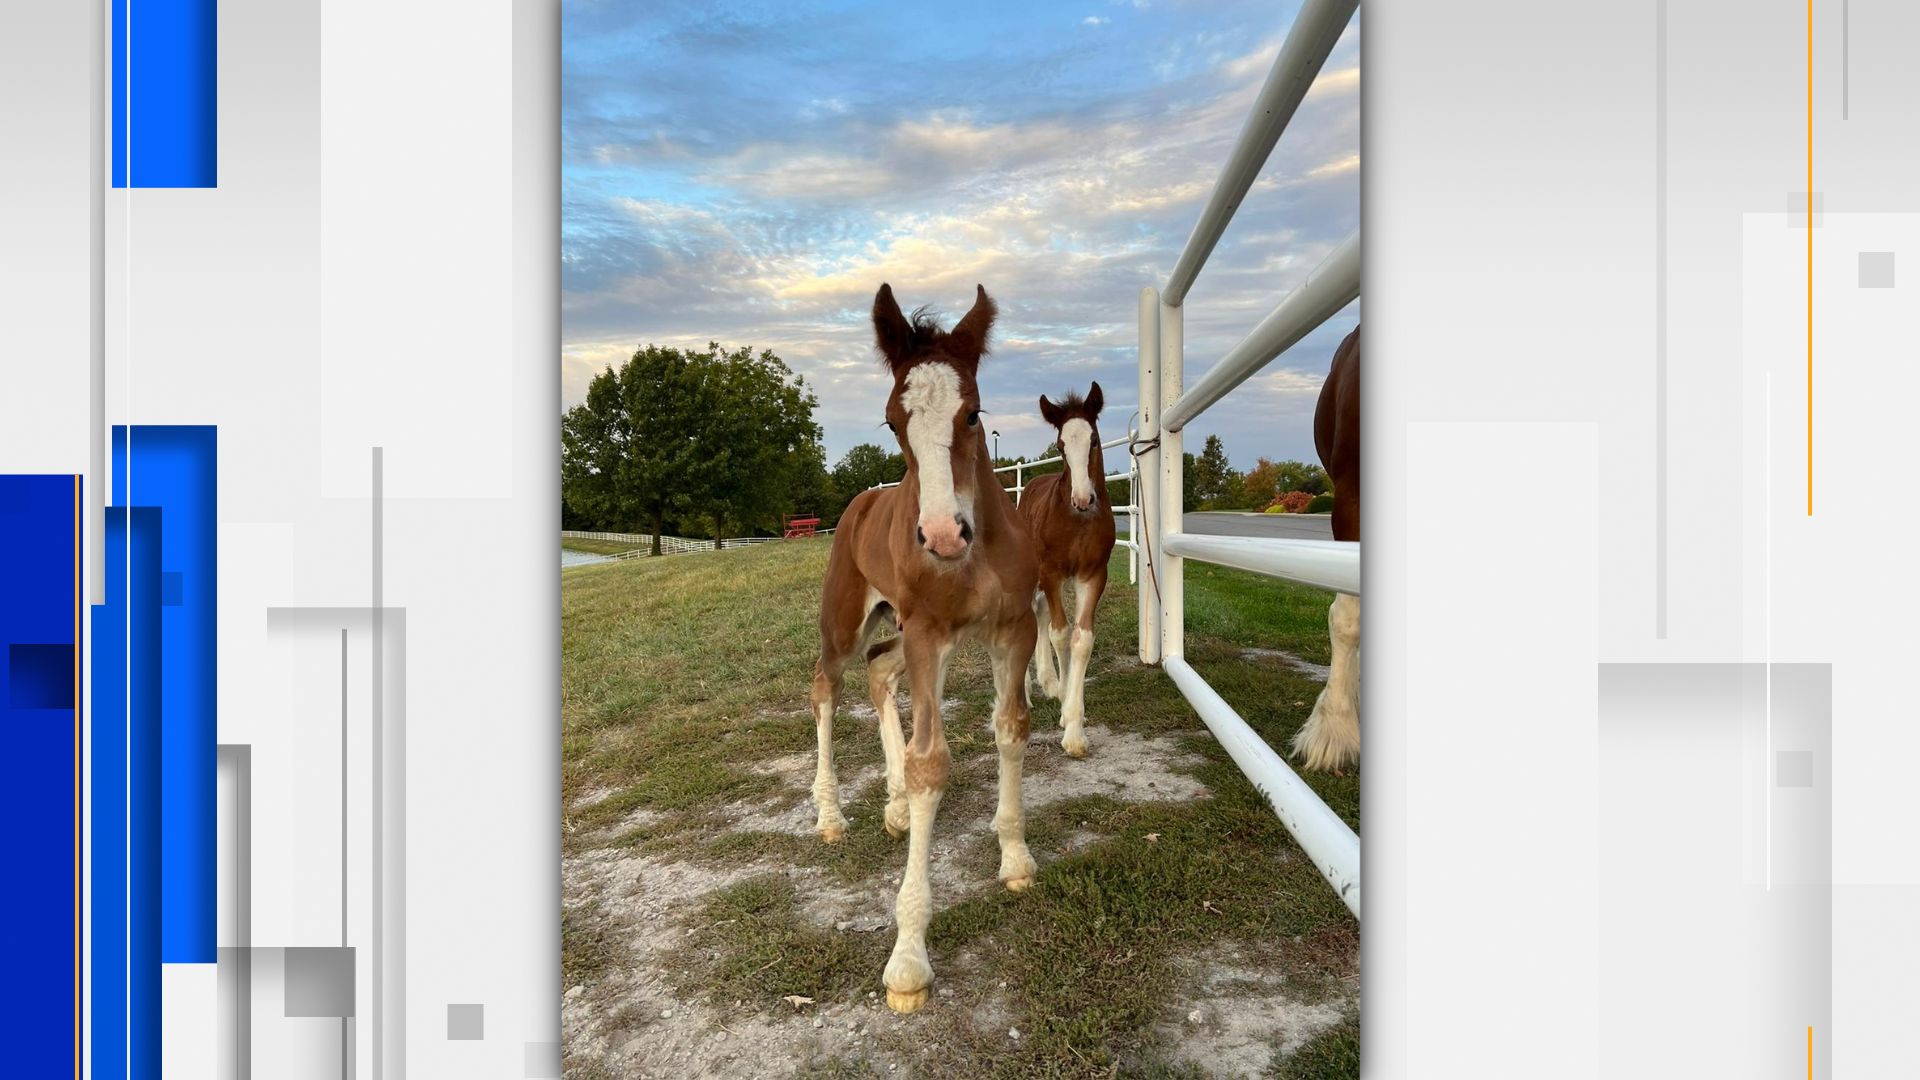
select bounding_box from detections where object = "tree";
[1239,457,1280,509]
[561,342,823,553]
[678,345,824,547]
[823,443,906,526]
[1191,434,1234,509]
[1271,459,1330,497]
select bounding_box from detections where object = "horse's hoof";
[817,824,845,844]
[1061,734,1088,759]
[884,803,910,839]
[1003,875,1034,893]
[884,821,906,840]
[886,987,929,1014]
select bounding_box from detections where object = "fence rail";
[561,530,830,565]
[1137,0,1361,919]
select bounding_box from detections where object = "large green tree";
[561,342,823,553]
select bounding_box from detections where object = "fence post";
[1158,297,1184,664]
[1014,462,1024,506]
[1137,287,1162,665]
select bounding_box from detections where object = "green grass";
[563,537,1359,1078]
[562,537,649,556]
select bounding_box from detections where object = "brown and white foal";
[810,283,1040,1014]
[1020,384,1116,759]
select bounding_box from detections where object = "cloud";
[562,1,1361,466]
[1083,15,1110,26]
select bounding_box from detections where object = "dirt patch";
[1240,647,1332,682]
[1154,942,1355,1078]
[563,849,914,1078]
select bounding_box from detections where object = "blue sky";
[562,0,1359,469]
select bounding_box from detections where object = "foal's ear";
[1039,394,1066,429]
[948,284,997,362]
[1085,381,1104,418]
[872,283,914,368]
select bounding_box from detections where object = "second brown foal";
[1020,383,1116,758]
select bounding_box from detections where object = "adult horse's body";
[810,284,1040,1014]
[1020,384,1116,758]
[1293,325,1360,773]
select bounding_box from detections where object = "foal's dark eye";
[966,411,980,427]
[885,421,897,433]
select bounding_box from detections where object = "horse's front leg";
[989,612,1039,891]
[1058,566,1106,758]
[883,630,952,1014]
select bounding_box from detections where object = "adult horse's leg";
[1293,592,1360,773]
[989,612,1039,891]
[883,631,952,1014]
[1057,566,1106,759]
[866,635,910,839]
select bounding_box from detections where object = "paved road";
[1115,511,1334,541]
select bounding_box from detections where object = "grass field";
[561,537,1360,1079]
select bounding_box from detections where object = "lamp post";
[991,429,1000,460]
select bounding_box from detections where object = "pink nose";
[917,517,972,558]
[1072,493,1094,511]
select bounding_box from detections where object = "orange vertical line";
[1808,1025,1814,1078]
[1807,0,1815,515]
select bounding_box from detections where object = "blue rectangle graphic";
[0,475,81,1077]
[113,0,218,188]
[94,506,165,1079]
[115,426,218,964]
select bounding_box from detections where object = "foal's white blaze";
[1060,418,1095,510]
[900,362,972,556]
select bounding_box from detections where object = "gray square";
[1789,192,1823,228]
[447,1002,485,1041]
[283,947,355,1017]
[1860,251,1895,288]
[524,1041,562,1077]
[1776,749,1814,788]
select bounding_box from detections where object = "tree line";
[561,344,1332,550]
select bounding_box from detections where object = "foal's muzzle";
[917,514,973,559]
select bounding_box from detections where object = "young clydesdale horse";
[1292,325,1360,773]
[811,284,1040,1014]
[1021,384,1116,759]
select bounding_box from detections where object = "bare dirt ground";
[561,542,1360,1079]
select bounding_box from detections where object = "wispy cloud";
[563,0,1359,466]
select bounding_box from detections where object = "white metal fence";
[560,530,827,561]
[1136,0,1361,918]
[871,434,1141,585]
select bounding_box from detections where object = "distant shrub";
[1306,493,1335,514]
[1268,491,1313,514]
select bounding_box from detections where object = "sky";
[561,0,1359,470]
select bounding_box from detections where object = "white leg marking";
[1294,593,1361,772]
[990,643,1038,889]
[812,699,846,841]
[1044,622,1069,699]
[1059,577,1099,758]
[883,787,941,1012]
[1032,593,1062,698]
[870,648,910,838]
